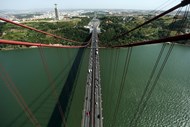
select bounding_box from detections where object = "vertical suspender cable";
[110,47,132,127]
[0,64,41,127]
[133,44,174,127]
[130,5,189,126]
[129,44,166,126]
[111,0,190,42]
[38,47,67,127]
[107,49,120,124]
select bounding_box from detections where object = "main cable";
[0,39,90,48]
[130,4,189,126]
[111,0,190,43]
[0,17,81,44]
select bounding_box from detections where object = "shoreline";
[1,42,190,51]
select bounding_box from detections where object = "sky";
[1,0,181,10]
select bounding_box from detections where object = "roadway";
[81,18,103,127]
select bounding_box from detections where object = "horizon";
[1,0,181,11]
[0,8,171,11]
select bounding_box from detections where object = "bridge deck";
[82,19,103,127]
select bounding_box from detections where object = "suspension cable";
[177,5,190,33]
[107,49,120,125]
[111,33,190,48]
[132,44,174,127]
[111,0,190,42]
[0,39,90,48]
[130,6,189,126]
[0,17,81,44]
[38,47,67,127]
[129,44,166,127]
[110,47,132,127]
[104,48,114,122]
[151,0,178,14]
[170,7,183,32]
[0,64,41,127]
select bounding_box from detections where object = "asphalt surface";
[81,18,103,127]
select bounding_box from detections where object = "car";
[88,69,92,73]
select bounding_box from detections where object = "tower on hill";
[54,4,59,20]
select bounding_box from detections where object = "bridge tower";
[54,4,59,20]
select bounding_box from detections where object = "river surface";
[0,44,190,127]
[0,48,89,127]
[100,44,190,127]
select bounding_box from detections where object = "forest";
[0,17,90,49]
[0,15,188,49]
[99,15,188,46]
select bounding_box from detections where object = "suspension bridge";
[0,0,190,127]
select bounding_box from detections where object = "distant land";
[0,9,178,15]
[1,7,189,50]
[0,9,180,22]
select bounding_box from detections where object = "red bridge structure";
[0,0,190,127]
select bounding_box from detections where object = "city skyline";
[1,0,181,10]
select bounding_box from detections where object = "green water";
[1,44,190,127]
[0,48,89,127]
[100,44,190,127]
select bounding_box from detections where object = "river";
[0,44,190,127]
